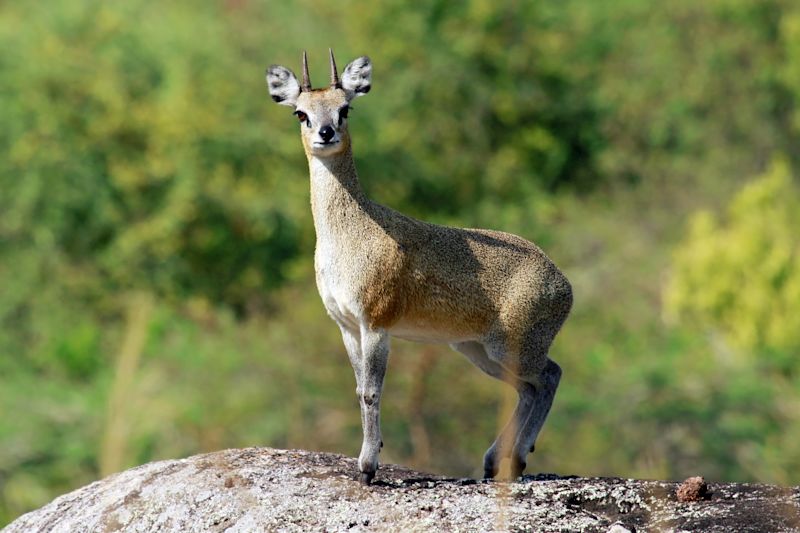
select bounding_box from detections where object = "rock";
[4,448,800,532]
[677,476,710,502]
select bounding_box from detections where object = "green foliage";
[659,161,800,484]
[665,160,800,356]
[0,1,303,310]
[336,0,608,212]
[590,0,794,186]
[3,0,800,526]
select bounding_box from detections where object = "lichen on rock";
[4,448,800,532]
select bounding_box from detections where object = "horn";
[329,48,341,88]
[301,50,311,92]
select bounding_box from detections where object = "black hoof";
[483,458,498,479]
[360,471,375,486]
[510,457,526,479]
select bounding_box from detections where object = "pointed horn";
[301,50,311,92]
[329,48,341,88]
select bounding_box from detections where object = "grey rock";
[4,447,800,532]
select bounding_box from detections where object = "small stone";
[676,476,709,502]
[607,522,633,533]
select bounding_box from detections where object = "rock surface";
[4,447,800,532]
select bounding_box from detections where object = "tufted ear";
[266,65,301,107]
[341,56,372,100]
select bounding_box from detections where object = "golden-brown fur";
[267,53,571,483]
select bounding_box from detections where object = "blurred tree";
[331,0,608,218]
[781,1,800,163]
[591,0,795,188]
[661,160,800,484]
[0,0,315,522]
[0,1,303,314]
[665,159,800,361]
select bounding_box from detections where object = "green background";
[2,0,800,525]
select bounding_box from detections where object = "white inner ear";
[266,65,300,107]
[342,56,372,98]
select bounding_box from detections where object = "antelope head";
[266,49,372,157]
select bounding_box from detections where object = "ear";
[341,56,372,99]
[266,65,301,107]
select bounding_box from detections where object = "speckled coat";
[308,146,572,379]
[267,51,572,484]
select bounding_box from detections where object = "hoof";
[483,458,498,480]
[491,457,526,480]
[510,458,526,479]
[359,471,375,486]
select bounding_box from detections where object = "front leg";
[339,325,365,430]
[357,326,389,485]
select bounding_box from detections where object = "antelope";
[266,50,572,485]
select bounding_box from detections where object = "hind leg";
[451,341,560,479]
[501,358,561,477]
[452,334,561,478]
[485,317,565,477]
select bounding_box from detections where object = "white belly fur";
[387,320,478,344]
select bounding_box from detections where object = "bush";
[665,159,800,360]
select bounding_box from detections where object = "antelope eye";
[293,110,310,127]
[338,105,349,126]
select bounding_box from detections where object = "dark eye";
[293,110,310,127]
[338,105,350,126]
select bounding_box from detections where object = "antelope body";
[266,51,572,484]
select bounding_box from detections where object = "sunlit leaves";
[665,159,800,357]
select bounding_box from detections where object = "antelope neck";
[308,147,371,231]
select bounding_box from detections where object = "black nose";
[319,125,335,142]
